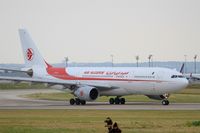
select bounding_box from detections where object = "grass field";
[0,83,45,89]
[23,84,200,103]
[0,110,200,133]
[0,84,200,133]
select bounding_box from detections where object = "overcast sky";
[0,0,199,64]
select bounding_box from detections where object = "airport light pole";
[136,55,139,67]
[110,54,114,67]
[194,55,197,74]
[184,55,187,73]
[65,57,69,67]
[148,54,153,67]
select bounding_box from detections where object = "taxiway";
[0,89,200,110]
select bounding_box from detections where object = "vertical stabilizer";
[180,63,185,74]
[19,29,46,67]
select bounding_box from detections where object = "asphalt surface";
[0,89,200,110]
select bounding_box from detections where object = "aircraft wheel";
[115,98,120,104]
[162,100,169,105]
[80,100,86,105]
[166,100,169,105]
[120,98,126,104]
[75,98,81,105]
[109,98,115,104]
[70,98,75,105]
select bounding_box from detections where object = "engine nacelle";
[146,94,169,100]
[74,86,99,101]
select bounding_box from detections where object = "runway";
[0,89,200,110]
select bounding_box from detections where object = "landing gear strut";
[162,99,169,105]
[70,98,86,105]
[109,97,126,105]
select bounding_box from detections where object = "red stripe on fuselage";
[46,67,163,83]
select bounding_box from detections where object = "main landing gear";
[162,99,169,105]
[109,97,126,105]
[70,98,86,105]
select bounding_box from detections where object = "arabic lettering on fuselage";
[83,71,129,76]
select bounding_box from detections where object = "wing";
[0,68,33,75]
[0,68,27,73]
[0,76,114,90]
[0,67,33,77]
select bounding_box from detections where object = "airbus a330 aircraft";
[0,29,188,105]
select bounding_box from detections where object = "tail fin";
[180,63,185,74]
[19,29,47,67]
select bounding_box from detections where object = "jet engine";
[146,94,170,100]
[74,86,99,101]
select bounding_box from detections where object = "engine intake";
[74,86,99,101]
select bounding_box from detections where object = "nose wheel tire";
[70,98,86,105]
[162,99,169,105]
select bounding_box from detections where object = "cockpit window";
[171,75,184,78]
[171,75,177,78]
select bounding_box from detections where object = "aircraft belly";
[154,82,178,94]
[100,81,158,96]
[125,82,157,95]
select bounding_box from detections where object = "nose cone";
[182,78,189,88]
[172,78,189,92]
[178,78,189,90]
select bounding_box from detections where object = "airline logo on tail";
[26,48,34,61]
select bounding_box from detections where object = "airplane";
[184,73,200,84]
[180,64,200,84]
[0,29,188,106]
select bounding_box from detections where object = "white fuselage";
[40,66,188,96]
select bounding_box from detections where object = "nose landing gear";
[162,99,169,105]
